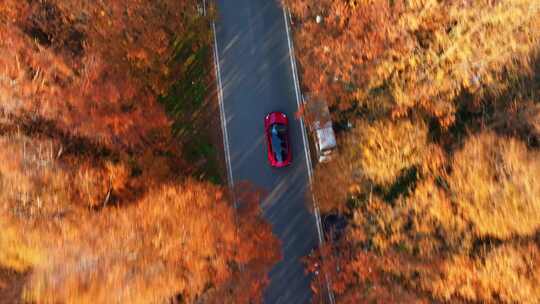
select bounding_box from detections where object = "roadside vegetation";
[0,1,280,303]
[285,0,540,302]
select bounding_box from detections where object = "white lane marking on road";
[282,10,312,179]
[212,22,236,205]
[282,5,322,248]
[283,8,336,304]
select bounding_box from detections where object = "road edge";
[212,22,236,205]
[211,4,336,302]
[282,7,336,304]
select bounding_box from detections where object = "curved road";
[213,1,323,303]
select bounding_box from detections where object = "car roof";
[269,123,288,162]
[316,126,337,150]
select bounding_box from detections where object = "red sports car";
[264,112,292,167]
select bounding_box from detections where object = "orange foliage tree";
[0,131,280,303]
[285,0,540,124]
[308,130,540,303]
[0,0,211,149]
[0,1,281,303]
[286,2,540,301]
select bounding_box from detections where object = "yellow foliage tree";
[346,119,429,187]
[287,0,540,124]
[0,125,279,304]
[22,182,275,304]
[318,130,540,303]
[448,132,540,239]
[430,243,540,303]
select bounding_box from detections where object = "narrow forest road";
[212,1,330,303]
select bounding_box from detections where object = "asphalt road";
[213,1,320,303]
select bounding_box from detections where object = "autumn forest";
[1,0,540,303]
[286,0,540,303]
[0,1,279,303]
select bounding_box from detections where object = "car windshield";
[270,123,288,162]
